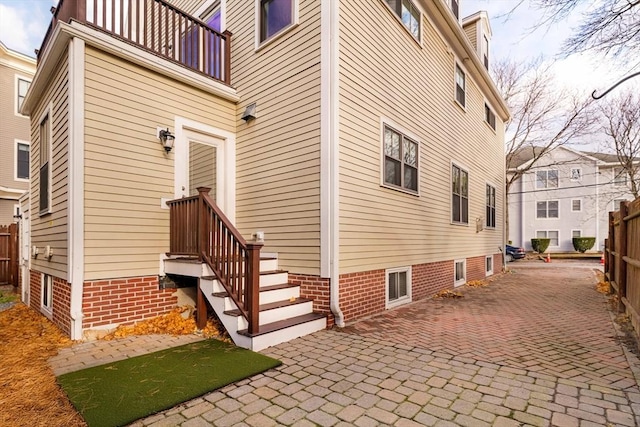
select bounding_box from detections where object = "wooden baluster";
[246,242,263,334]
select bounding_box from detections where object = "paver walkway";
[50,261,640,426]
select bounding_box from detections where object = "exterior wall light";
[158,128,175,153]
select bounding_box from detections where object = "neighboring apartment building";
[21,0,509,349]
[0,41,36,224]
[508,146,637,253]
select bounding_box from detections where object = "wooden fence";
[605,198,640,335]
[0,224,19,288]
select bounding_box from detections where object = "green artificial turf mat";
[58,339,281,427]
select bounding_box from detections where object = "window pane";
[548,201,558,218]
[404,165,417,191]
[384,128,400,159]
[388,272,398,300]
[17,143,29,179]
[452,194,460,222]
[403,139,417,166]
[385,158,401,186]
[536,201,547,218]
[549,231,558,246]
[572,230,581,238]
[548,170,558,187]
[455,262,463,281]
[262,0,292,41]
[486,256,492,272]
[572,200,581,211]
[40,163,49,212]
[461,197,468,223]
[536,231,547,238]
[460,170,468,197]
[536,171,546,188]
[452,166,460,193]
[398,272,407,297]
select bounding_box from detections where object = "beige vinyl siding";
[338,1,505,273]
[462,21,477,51]
[83,46,235,281]
[30,51,69,279]
[228,0,322,275]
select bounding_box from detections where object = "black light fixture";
[159,128,175,153]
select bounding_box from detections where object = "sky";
[0,0,637,100]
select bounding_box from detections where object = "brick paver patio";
[51,261,640,426]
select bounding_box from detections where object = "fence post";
[196,187,211,329]
[618,202,629,313]
[608,212,615,285]
[223,30,232,85]
[604,238,609,280]
[246,242,263,335]
[10,223,18,288]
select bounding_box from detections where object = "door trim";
[174,117,236,223]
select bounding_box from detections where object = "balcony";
[39,0,231,85]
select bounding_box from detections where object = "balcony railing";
[39,0,231,84]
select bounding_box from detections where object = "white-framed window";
[484,103,496,130]
[41,273,53,314]
[452,164,469,224]
[454,259,466,287]
[382,124,419,194]
[536,169,558,188]
[386,266,412,308]
[571,199,582,212]
[614,199,627,211]
[570,168,582,181]
[613,167,627,187]
[485,183,496,228]
[15,140,30,181]
[485,255,493,276]
[536,200,558,219]
[256,0,298,46]
[39,108,52,215]
[572,230,581,238]
[482,34,489,69]
[536,230,559,247]
[15,76,31,116]
[383,0,421,40]
[455,64,466,107]
[450,0,459,19]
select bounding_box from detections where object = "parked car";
[505,244,526,262]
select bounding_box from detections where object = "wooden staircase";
[164,188,326,351]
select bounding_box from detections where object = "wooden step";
[223,297,312,317]
[211,283,298,298]
[237,312,326,337]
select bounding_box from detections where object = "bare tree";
[507,0,640,60]
[495,57,596,239]
[599,92,640,198]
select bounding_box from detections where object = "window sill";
[484,121,496,133]
[485,226,496,230]
[454,279,465,288]
[450,221,469,226]
[386,295,412,309]
[255,23,299,53]
[40,306,53,319]
[454,99,466,112]
[381,183,419,197]
[39,210,52,218]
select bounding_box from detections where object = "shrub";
[531,238,550,253]
[573,237,596,253]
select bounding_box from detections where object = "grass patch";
[0,291,19,304]
[58,339,281,427]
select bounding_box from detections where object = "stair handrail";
[197,187,262,334]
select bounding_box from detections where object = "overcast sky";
[0,0,637,98]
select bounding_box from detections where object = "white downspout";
[68,38,85,340]
[595,160,600,249]
[321,0,344,326]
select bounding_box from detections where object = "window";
[455,64,466,107]
[17,77,31,114]
[16,141,29,180]
[482,35,489,69]
[571,199,582,212]
[536,200,558,218]
[384,0,420,39]
[386,267,411,308]
[572,230,581,238]
[182,1,222,75]
[536,230,559,247]
[485,184,496,228]
[485,255,493,276]
[450,0,459,19]
[454,259,466,287]
[570,168,581,181]
[484,104,496,130]
[613,167,627,186]
[536,170,558,189]
[452,164,468,224]
[614,199,627,211]
[260,0,295,42]
[41,274,53,313]
[39,114,51,214]
[383,125,418,193]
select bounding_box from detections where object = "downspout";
[595,160,600,250]
[68,38,85,340]
[321,0,344,326]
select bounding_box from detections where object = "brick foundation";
[82,276,177,329]
[28,270,72,336]
[292,254,503,326]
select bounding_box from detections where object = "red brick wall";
[467,255,486,282]
[82,276,177,329]
[289,273,334,327]
[412,260,454,300]
[338,269,386,322]
[28,270,71,335]
[494,253,503,273]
